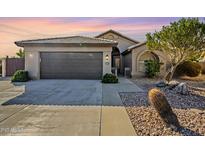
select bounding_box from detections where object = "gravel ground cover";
[120,77,205,136]
[131,75,205,90]
[123,105,205,136]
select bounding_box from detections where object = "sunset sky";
[0,17,191,57]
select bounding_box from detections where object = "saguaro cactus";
[148,88,180,130]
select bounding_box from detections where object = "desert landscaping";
[120,76,205,135]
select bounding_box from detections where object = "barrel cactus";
[148,88,180,130]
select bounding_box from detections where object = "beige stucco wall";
[24,46,112,79]
[97,32,136,73]
[131,45,169,78]
[97,32,136,53]
[103,51,112,75]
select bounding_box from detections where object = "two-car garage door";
[40,52,103,79]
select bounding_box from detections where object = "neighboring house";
[15,29,168,80]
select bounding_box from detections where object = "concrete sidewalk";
[101,78,143,135]
[102,78,144,106]
[0,105,101,136]
[100,106,136,136]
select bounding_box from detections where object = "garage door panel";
[40,52,103,79]
[42,69,102,74]
[44,53,101,60]
[48,60,101,65]
[41,73,101,79]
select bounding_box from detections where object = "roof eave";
[15,41,23,47]
[122,49,132,55]
[128,42,147,50]
[15,42,118,48]
[122,42,147,55]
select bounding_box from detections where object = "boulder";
[174,82,189,95]
[155,80,167,87]
[168,80,180,89]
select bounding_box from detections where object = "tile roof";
[127,42,147,50]
[122,42,147,55]
[15,35,118,47]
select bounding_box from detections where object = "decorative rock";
[155,80,167,87]
[168,80,180,89]
[174,82,189,95]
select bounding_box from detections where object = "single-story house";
[15,29,169,79]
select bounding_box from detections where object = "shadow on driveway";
[3,80,103,106]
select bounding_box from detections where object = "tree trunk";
[164,65,177,83]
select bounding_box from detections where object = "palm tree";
[16,48,25,58]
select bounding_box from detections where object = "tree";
[146,18,205,83]
[16,48,25,58]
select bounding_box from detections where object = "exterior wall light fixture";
[29,53,33,58]
[105,54,109,61]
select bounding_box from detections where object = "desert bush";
[11,70,29,82]
[148,88,180,130]
[198,62,205,74]
[144,60,160,78]
[175,61,202,77]
[102,73,118,83]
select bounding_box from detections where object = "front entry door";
[112,56,120,74]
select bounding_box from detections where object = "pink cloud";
[0,18,169,57]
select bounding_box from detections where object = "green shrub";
[176,61,202,77]
[144,60,160,78]
[102,73,118,83]
[11,70,29,82]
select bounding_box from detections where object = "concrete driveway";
[3,80,102,106]
[0,78,141,136]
